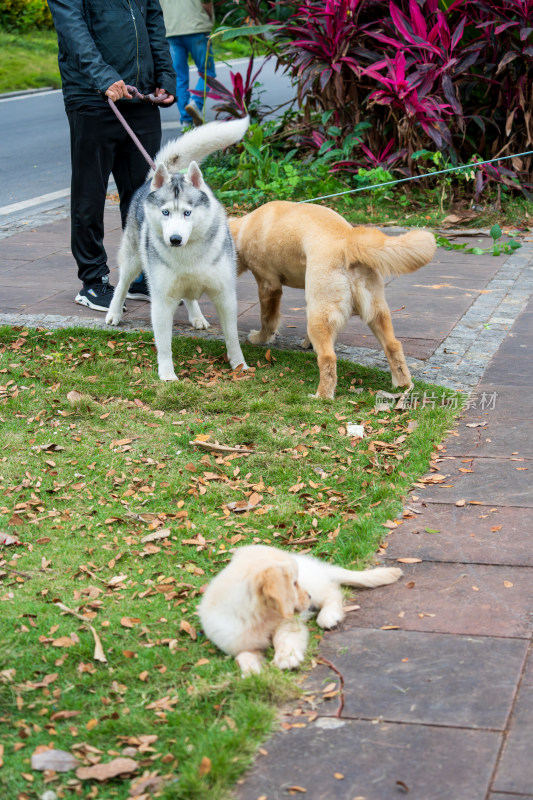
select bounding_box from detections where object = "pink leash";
[107,86,172,171]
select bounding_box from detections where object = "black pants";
[67,101,161,286]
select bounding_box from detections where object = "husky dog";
[106,117,249,380]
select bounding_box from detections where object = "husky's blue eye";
[184,210,191,217]
[162,209,170,216]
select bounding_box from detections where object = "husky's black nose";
[169,235,182,247]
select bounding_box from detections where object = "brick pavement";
[233,301,533,800]
[1,203,533,800]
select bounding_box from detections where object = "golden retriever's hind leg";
[368,307,411,388]
[248,281,282,345]
[236,650,264,676]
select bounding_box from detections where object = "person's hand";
[105,81,133,102]
[155,87,175,105]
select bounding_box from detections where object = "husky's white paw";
[273,649,305,670]
[230,359,249,372]
[317,607,343,630]
[191,316,210,330]
[158,369,178,381]
[106,310,122,326]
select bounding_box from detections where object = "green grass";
[0,29,60,94]
[0,325,459,799]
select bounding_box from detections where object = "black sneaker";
[75,276,125,312]
[126,274,150,301]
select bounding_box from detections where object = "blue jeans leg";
[167,35,192,124]
[187,33,216,113]
[167,33,216,122]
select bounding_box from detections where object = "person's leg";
[188,32,216,115]
[68,105,117,286]
[167,35,193,125]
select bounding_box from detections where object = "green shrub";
[0,0,53,31]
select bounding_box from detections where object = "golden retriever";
[229,201,436,398]
[198,544,402,675]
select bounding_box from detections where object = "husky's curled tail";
[153,116,249,175]
[347,226,436,277]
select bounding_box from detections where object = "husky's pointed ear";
[186,161,204,189]
[151,163,169,191]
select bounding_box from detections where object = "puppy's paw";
[300,335,312,349]
[273,649,305,670]
[316,607,343,630]
[106,310,122,326]
[236,651,263,676]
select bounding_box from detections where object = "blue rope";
[299,148,533,204]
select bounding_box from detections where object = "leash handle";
[107,96,157,172]
[124,85,172,104]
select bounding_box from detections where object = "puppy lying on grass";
[198,544,402,676]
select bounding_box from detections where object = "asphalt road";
[0,56,295,221]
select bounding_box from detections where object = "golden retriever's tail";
[329,565,403,589]
[348,227,436,277]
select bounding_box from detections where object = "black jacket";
[47,0,176,109]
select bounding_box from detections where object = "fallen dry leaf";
[54,602,107,663]
[190,440,256,454]
[76,758,138,782]
[52,636,76,648]
[0,532,19,545]
[198,756,212,777]
[141,528,171,543]
[107,575,128,587]
[121,617,141,629]
[67,390,84,403]
[129,773,168,797]
[31,748,80,773]
[396,557,422,564]
[180,620,197,640]
[343,604,360,613]
[50,710,82,721]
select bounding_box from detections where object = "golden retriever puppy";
[198,544,402,676]
[229,201,436,398]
